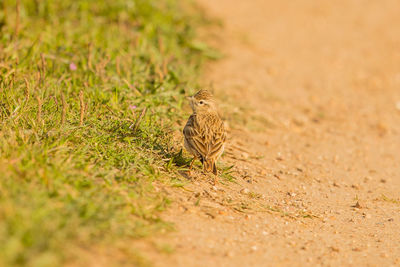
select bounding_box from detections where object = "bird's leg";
[189,157,196,169]
[213,172,219,185]
[200,157,206,173]
[188,157,196,176]
[212,161,219,185]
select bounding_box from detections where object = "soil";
[145,0,400,266]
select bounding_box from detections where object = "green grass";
[380,194,400,205]
[0,0,211,266]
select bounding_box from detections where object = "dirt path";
[147,0,400,266]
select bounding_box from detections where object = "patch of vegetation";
[220,164,236,183]
[379,194,400,205]
[0,0,209,265]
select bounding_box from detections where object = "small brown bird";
[183,90,226,178]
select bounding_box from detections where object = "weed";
[220,164,236,183]
[379,194,400,205]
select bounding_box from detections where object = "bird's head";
[187,90,217,114]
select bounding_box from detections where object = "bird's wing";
[183,115,207,158]
[207,122,226,159]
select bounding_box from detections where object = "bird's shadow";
[167,149,190,167]
[178,170,192,180]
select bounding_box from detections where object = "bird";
[183,89,226,181]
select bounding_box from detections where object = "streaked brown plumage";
[183,90,226,176]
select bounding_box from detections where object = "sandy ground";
[146,0,400,266]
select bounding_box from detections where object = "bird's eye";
[199,100,204,105]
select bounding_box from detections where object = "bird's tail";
[203,158,217,175]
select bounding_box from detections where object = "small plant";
[220,164,237,183]
[380,194,400,205]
